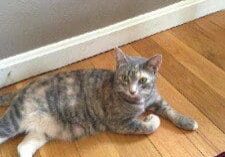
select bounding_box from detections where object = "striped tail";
[0,100,22,143]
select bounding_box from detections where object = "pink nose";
[129,90,136,95]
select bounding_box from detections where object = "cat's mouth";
[120,92,142,104]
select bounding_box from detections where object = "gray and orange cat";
[0,48,198,157]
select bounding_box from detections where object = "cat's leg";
[110,114,160,134]
[0,137,8,144]
[17,131,48,157]
[148,95,198,131]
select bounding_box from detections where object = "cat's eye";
[121,75,129,82]
[139,77,148,84]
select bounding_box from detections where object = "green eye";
[122,75,129,82]
[139,77,147,84]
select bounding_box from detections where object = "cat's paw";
[143,114,160,133]
[177,116,198,131]
[0,137,8,144]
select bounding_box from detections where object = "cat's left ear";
[144,54,162,74]
[114,47,128,68]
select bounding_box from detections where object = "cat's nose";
[129,90,137,95]
[129,85,137,95]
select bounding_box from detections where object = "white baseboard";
[0,0,224,88]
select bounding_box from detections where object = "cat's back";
[55,69,114,89]
[11,69,114,118]
[20,69,114,102]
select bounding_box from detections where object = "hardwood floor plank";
[0,84,17,98]
[131,39,225,132]
[151,31,225,98]
[170,19,225,71]
[195,17,225,43]
[207,11,225,29]
[75,133,120,157]
[39,140,80,157]
[88,51,116,70]
[107,133,161,157]
[0,136,25,157]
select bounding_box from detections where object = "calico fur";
[0,48,198,157]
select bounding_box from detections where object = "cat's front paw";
[143,114,160,133]
[177,116,198,131]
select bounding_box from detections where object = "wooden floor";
[1,11,225,157]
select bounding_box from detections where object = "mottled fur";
[0,48,198,157]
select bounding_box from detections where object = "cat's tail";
[0,92,16,106]
[0,102,22,144]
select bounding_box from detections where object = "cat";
[0,48,198,157]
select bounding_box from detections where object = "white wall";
[0,0,181,59]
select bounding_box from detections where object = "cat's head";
[113,48,162,104]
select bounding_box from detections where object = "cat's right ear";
[114,47,128,68]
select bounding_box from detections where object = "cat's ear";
[144,54,162,73]
[114,47,128,68]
